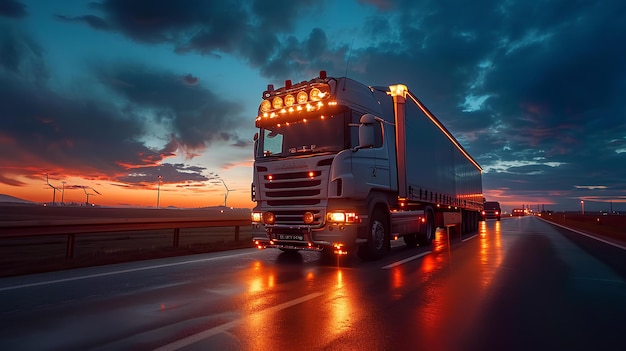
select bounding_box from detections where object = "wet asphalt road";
[0,216,625,351]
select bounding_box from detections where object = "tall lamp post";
[157,175,162,208]
[580,200,584,215]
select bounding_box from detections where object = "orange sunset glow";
[1,173,254,209]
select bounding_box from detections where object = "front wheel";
[358,210,389,260]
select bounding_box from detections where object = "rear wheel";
[358,210,389,260]
[418,210,435,246]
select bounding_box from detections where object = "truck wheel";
[358,210,389,260]
[418,210,435,246]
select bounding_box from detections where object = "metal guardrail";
[0,217,251,259]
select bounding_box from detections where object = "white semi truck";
[251,71,483,259]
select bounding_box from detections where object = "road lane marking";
[154,292,326,351]
[381,251,431,269]
[541,219,626,250]
[462,233,479,242]
[0,251,258,292]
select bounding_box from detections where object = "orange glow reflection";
[327,269,353,338]
[479,220,503,289]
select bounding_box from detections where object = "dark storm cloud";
[59,0,321,67]
[181,73,199,86]
[334,0,626,207]
[95,62,246,150]
[0,26,245,187]
[55,14,112,30]
[0,24,47,82]
[259,28,348,80]
[12,0,626,208]
[0,0,27,18]
[0,72,161,179]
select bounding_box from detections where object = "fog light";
[263,211,275,224]
[303,211,314,224]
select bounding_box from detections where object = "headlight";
[327,211,359,223]
[251,212,262,223]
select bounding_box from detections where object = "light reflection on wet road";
[0,216,625,350]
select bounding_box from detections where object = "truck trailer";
[251,71,483,259]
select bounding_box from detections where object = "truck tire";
[358,210,389,260]
[418,210,435,246]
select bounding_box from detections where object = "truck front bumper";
[252,222,363,254]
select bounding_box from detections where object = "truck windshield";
[256,111,350,158]
[484,202,500,210]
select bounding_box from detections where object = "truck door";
[350,110,390,191]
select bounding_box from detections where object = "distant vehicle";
[251,71,483,259]
[512,208,525,216]
[481,201,501,221]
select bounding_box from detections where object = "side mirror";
[253,132,259,156]
[357,114,377,149]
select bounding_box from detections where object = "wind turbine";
[80,186,101,206]
[219,179,236,207]
[45,173,61,206]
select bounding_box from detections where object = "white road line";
[154,292,325,351]
[461,233,479,242]
[0,251,258,292]
[381,251,432,269]
[542,219,626,250]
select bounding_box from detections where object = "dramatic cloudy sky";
[1,0,625,211]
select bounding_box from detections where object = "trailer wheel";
[358,210,389,260]
[418,210,435,246]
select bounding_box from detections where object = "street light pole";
[580,200,584,215]
[157,175,162,208]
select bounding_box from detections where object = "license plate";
[278,234,304,241]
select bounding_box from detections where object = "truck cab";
[481,201,501,221]
[251,71,483,259]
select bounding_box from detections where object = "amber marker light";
[309,88,322,101]
[297,91,308,104]
[284,94,295,106]
[260,100,271,112]
[333,243,348,255]
[272,96,283,109]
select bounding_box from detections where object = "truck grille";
[269,209,323,226]
[260,169,328,226]
[263,171,323,207]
